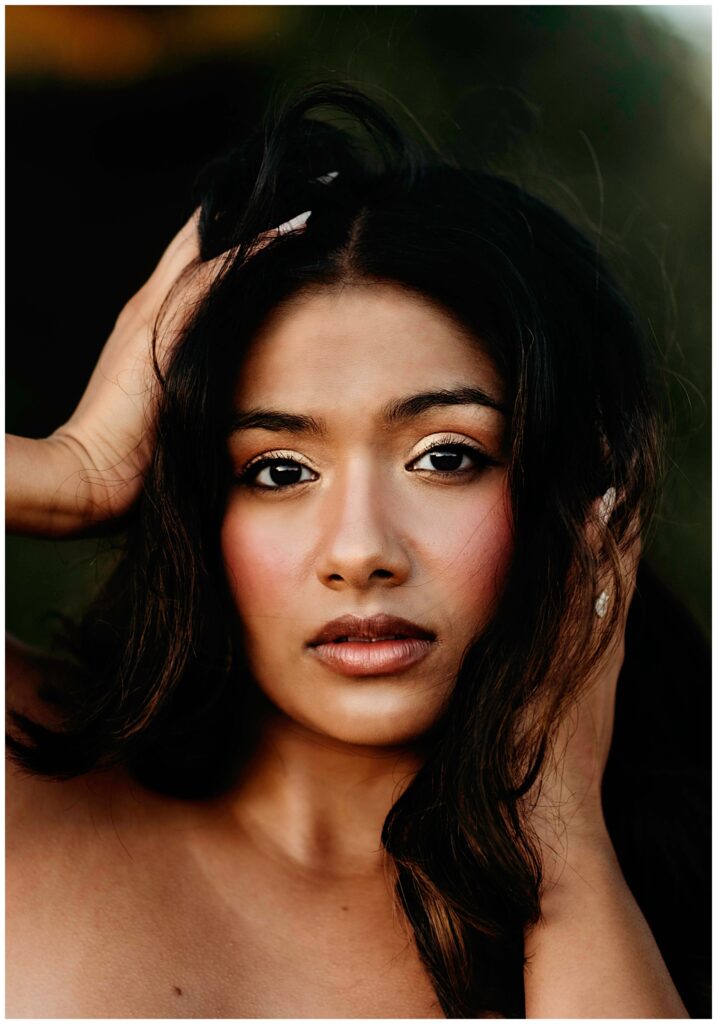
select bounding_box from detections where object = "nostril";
[371,569,393,580]
[328,573,343,582]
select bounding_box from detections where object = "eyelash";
[237,438,497,491]
[409,436,495,477]
[237,451,318,491]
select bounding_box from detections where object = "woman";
[6,84,705,1017]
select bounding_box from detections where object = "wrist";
[6,433,98,536]
[532,794,614,894]
[538,823,618,906]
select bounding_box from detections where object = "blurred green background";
[6,5,710,643]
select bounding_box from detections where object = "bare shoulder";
[5,641,174,1018]
[6,635,179,836]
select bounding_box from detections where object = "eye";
[408,441,494,477]
[240,456,318,490]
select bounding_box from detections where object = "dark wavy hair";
[8,83,708,1016]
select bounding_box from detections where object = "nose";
[315,461,411,591]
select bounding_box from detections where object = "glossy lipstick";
[306,614,436,677]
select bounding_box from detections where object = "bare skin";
[5,221,463,1018]
[7,700,443,1017]
[6,215,687,1018]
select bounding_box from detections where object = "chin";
[318,717,438,749]
[267,680,448,749]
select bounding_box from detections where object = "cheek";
[220,496,308,619]
[415,482,513,620]
[221,479,513,634]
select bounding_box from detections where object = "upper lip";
[307,614,436,647]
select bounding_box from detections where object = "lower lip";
[307,638,434,677]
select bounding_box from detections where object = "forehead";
[235,282,503,411]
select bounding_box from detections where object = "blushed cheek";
[435,490,513,621]
[220,502,307,622]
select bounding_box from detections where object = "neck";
[221,693,424,877]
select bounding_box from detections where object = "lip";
[306,614,436,678]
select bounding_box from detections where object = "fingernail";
[595,589,610,618]
[599,487,616,526]
[276,210,312,235]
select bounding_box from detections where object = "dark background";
[6,5,710,645]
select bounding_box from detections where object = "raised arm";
[523,544,688,1018]
[6,213,201,538]
[5,208,309,539]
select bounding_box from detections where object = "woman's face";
[222,282,513,747]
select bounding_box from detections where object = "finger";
[146,208,313,361]
[273,209,312,235]
[145,211,202,296]
[246,209,313,256]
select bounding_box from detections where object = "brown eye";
[425,449,466,471]
[242,458,317,490]
[410,443,488,474]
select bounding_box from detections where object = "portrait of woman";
[5,9,710,1020]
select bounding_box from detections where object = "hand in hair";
[528,529,641,869]
[523,531,688,1018]
[6,212,202,536]
[6,209,312,539]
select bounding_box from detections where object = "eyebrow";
[229,385,504,436]
[229,410,325,435]
[383,385,505,422]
